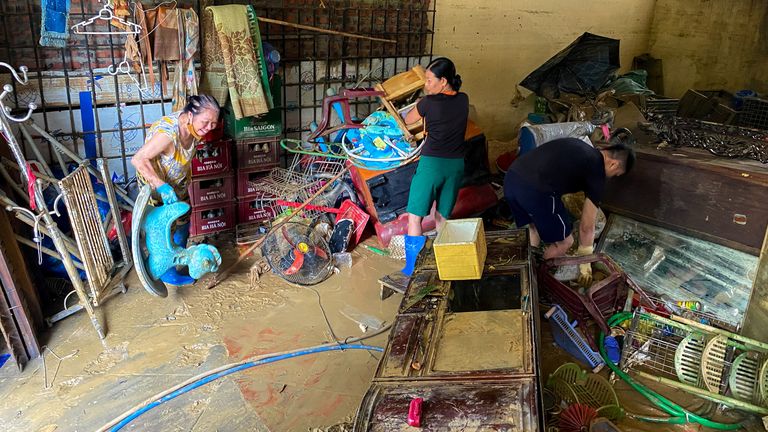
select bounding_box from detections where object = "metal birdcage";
[619,311,768,415]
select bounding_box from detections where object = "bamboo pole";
[257,17,396,44]
[635,371,768,415]
[203,166,350,290]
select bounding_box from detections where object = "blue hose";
[110,344,383,431]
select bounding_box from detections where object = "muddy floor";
[0,238,401,431]
[0,235,765,431]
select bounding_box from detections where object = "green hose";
[600,312,743,430]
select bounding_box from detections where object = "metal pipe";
[14,234,86,271]
[25,121,135,207]
[18,120,57,176]
[0,163,29,203]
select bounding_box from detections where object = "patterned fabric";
[201,5,269,119]
[40,0,70,48]
[136,113,198,206]
[245,5,274,110]
[172,9,200,111]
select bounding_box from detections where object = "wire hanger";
[107,52,150,95]
[71,0,142,35]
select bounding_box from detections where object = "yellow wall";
[648,0,768,98]
[433,0,657,140]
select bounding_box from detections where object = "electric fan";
[261,222,333,285]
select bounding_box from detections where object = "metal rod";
[671,315,768,352]
[98,158,131,267]
[14,235,85,271]
[257,17,396,44]
[25,121,135,207]
[17,123,55,176]
[0,164,30,203]
[635,370,768,415]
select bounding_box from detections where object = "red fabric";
[26,163,37,210]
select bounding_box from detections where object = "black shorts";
[504,172,572,243]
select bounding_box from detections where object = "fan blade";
[313,246,328,260]
[285,248,305,275]
[558,403,597,432]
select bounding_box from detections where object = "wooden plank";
[0,209,41,356]
[1,70,175,109]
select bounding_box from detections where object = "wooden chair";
[375,65,426,143]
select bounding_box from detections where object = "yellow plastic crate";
[433,218,487,280]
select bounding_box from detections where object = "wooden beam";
[257,17,396,44]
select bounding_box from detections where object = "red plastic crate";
[188,172,235,206]
[190,200,236,237]
[191,139,232,177]
[237,197,279,223]
[236,167,271,199]
[236,136,280,170]
[538,253,653,349]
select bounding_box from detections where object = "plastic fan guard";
[701,335,728,393]
[674,333,705,386]
[729,352,761,403]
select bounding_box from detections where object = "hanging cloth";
[134,2,156,93]
[110,0,131,31]
[172,9,200,111]
[39,0,71,48]
[201,5,269,119]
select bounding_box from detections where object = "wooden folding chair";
[375,65,426,143]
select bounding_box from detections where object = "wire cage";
[247,153,346,219]
[619,311,768,414]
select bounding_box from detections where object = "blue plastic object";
[545,304,605,371]
[734,89,757,110]
[144,201,221,281]
[0,353,10,369]
[108,344,384,431]
[603,335,621,364]
[401,235,426,277]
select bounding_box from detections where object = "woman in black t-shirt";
[400,57,469,276]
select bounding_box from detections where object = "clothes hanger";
[107,55,146,95]
[71,0,142,35]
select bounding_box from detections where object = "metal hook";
[52,193,65,218]
[0,63,29,85]
[0,84,37,123]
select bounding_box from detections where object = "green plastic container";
[223,75,283,139]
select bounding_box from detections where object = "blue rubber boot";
[161,222,194,286]
[401,235,426,277]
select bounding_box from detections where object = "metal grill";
[0,0,435,180]
[621,312,768,413]
[58,164,114,302]
[739,97,768,131]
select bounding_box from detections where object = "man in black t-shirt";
[503,137,635,284]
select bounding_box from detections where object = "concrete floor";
[0,238,402,431]
[0,235,765,431]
